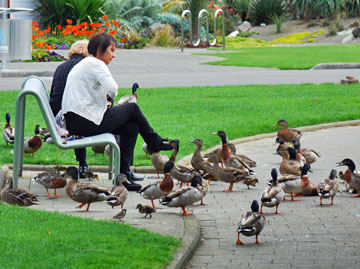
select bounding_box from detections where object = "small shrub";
[269,13,288,34]
[238,31,259,38]
[248,0,286,26]
[321,20,330,27]
[150,24,177,47]
[306,21,318,28]
[327,23,338,36]
[350,20,360,27]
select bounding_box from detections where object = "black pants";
[64,103,162,174]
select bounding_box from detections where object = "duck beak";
[189,139,195,143]
[336,162,343,166]
[211,132,218,135]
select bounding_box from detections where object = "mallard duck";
[117,83,139,105]
[236,200,265,245]
[113,209,127,222]
[33,170,67,198]
[64,166,114,212]
[336,158,360,197]
[3,112,15,146]
[91,144,107,154]
[136,204,156,218]
[160,174,205,215]
[212,131,256,169]
[189,139,215,183]
[207,152,256,192]
[0,166,40,206]
[273,119,302,143]
[291,138,320,164]
[165,139,195,187]
[274,136,288,153]
[260,168,284,214]
[278,163,311,201]
[24,124,42,157]
[107,174,129,209]
[277,148,301,176]
[151,151,169,178]
[138,161,174,209]
[317,169,339,205]
[142,143,152,159]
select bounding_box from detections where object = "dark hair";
[88,33,116,57]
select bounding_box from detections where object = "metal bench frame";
[12,76,120,187]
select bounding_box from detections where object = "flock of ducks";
[2,116,360,245]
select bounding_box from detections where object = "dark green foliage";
[34,0,106,28]
[292,0,346,19]
[248,0,287,25]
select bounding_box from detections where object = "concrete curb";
[0,70,54,77]
[312,62,360,70]
[167,215,201,269]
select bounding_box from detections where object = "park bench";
[12,76,120,188]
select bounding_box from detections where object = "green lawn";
[1,83,360,167]
[198,44,360,69]
[0,203,180,269]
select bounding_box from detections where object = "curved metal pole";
[209,9,225,50]
[194,9,209,47]
[181,10,192,52]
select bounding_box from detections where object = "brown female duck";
[33,170,67,198]
[291,138,320,164]
[107,174,130,209]
[189,138,215,183]
[273,119,302,143]
[24,124,42,157]
[277,148,302,176]
[317,169,339,205]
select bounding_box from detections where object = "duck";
[0,165,40,206]
[64,166,114,212]
[136,204,156,218]
[336,158,360,197]
[117,82,139,105]
[166,139,196,187]
[3,112,15,146]
[260,168,284,214]
[236,200,265,245]
[91,144,107,154]
[277,148,301,176]
[291,138,320,164]
[277,163,311,201]
[24,124,42,157]
[151,151,169,178]
[317,169,339,206]
[212,130,256,169]
[138,161,174,209]
[189,138,215,183]
[160,174,205,215]
[142,143,152,159]
[207,152,257,192]
[33,170,67,198]
[273,119,302,142]
[274,136,288,153]
[106,174,129,209]
[341,76,359,85]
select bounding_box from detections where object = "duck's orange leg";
[254,235,262,244]
[151,200,160,209]
[274,205,280,214]
[236,232,244,245]
[76,203,85,209]
[45,188,54,198]
[290,193,300,201]
[181,206,192,215]
[81,203,91,212]
[224,183,233,192]
[319,197,324,206]
[330,197,335,205]
[260,204,264,214]
[53,188,60,197]
[352,193,360,197]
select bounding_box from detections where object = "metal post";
[181,8,225,51]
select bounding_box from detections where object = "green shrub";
[238,31,259,37]
[34,0,106,28]
[150,24,177,47]
[269,13,288,33]
[350,19,360,27]
[292,0,345,20]
[248,0,287,26]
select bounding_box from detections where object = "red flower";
[66,19,73,25]
[57,25,62,30]
[102,15,108,20]
[121,38,126,43]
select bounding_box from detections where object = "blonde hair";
[68,39,89,58]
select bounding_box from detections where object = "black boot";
[124,170,145,181]
[79,164,89,179]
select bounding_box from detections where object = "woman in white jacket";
[62,33,173,190]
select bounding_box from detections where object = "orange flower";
[102,15,108,20]
[109,29,117,35]
[105,22,110,27]
[113,21,119,27]
[121,38,126,43]
[52,31,56,35]
[57,25,62,30]
[45,44,51,50]
[32,21,37,26]
[66,19,73,25]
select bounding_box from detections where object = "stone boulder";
[236,21,251,32]
[352,27,360,38]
